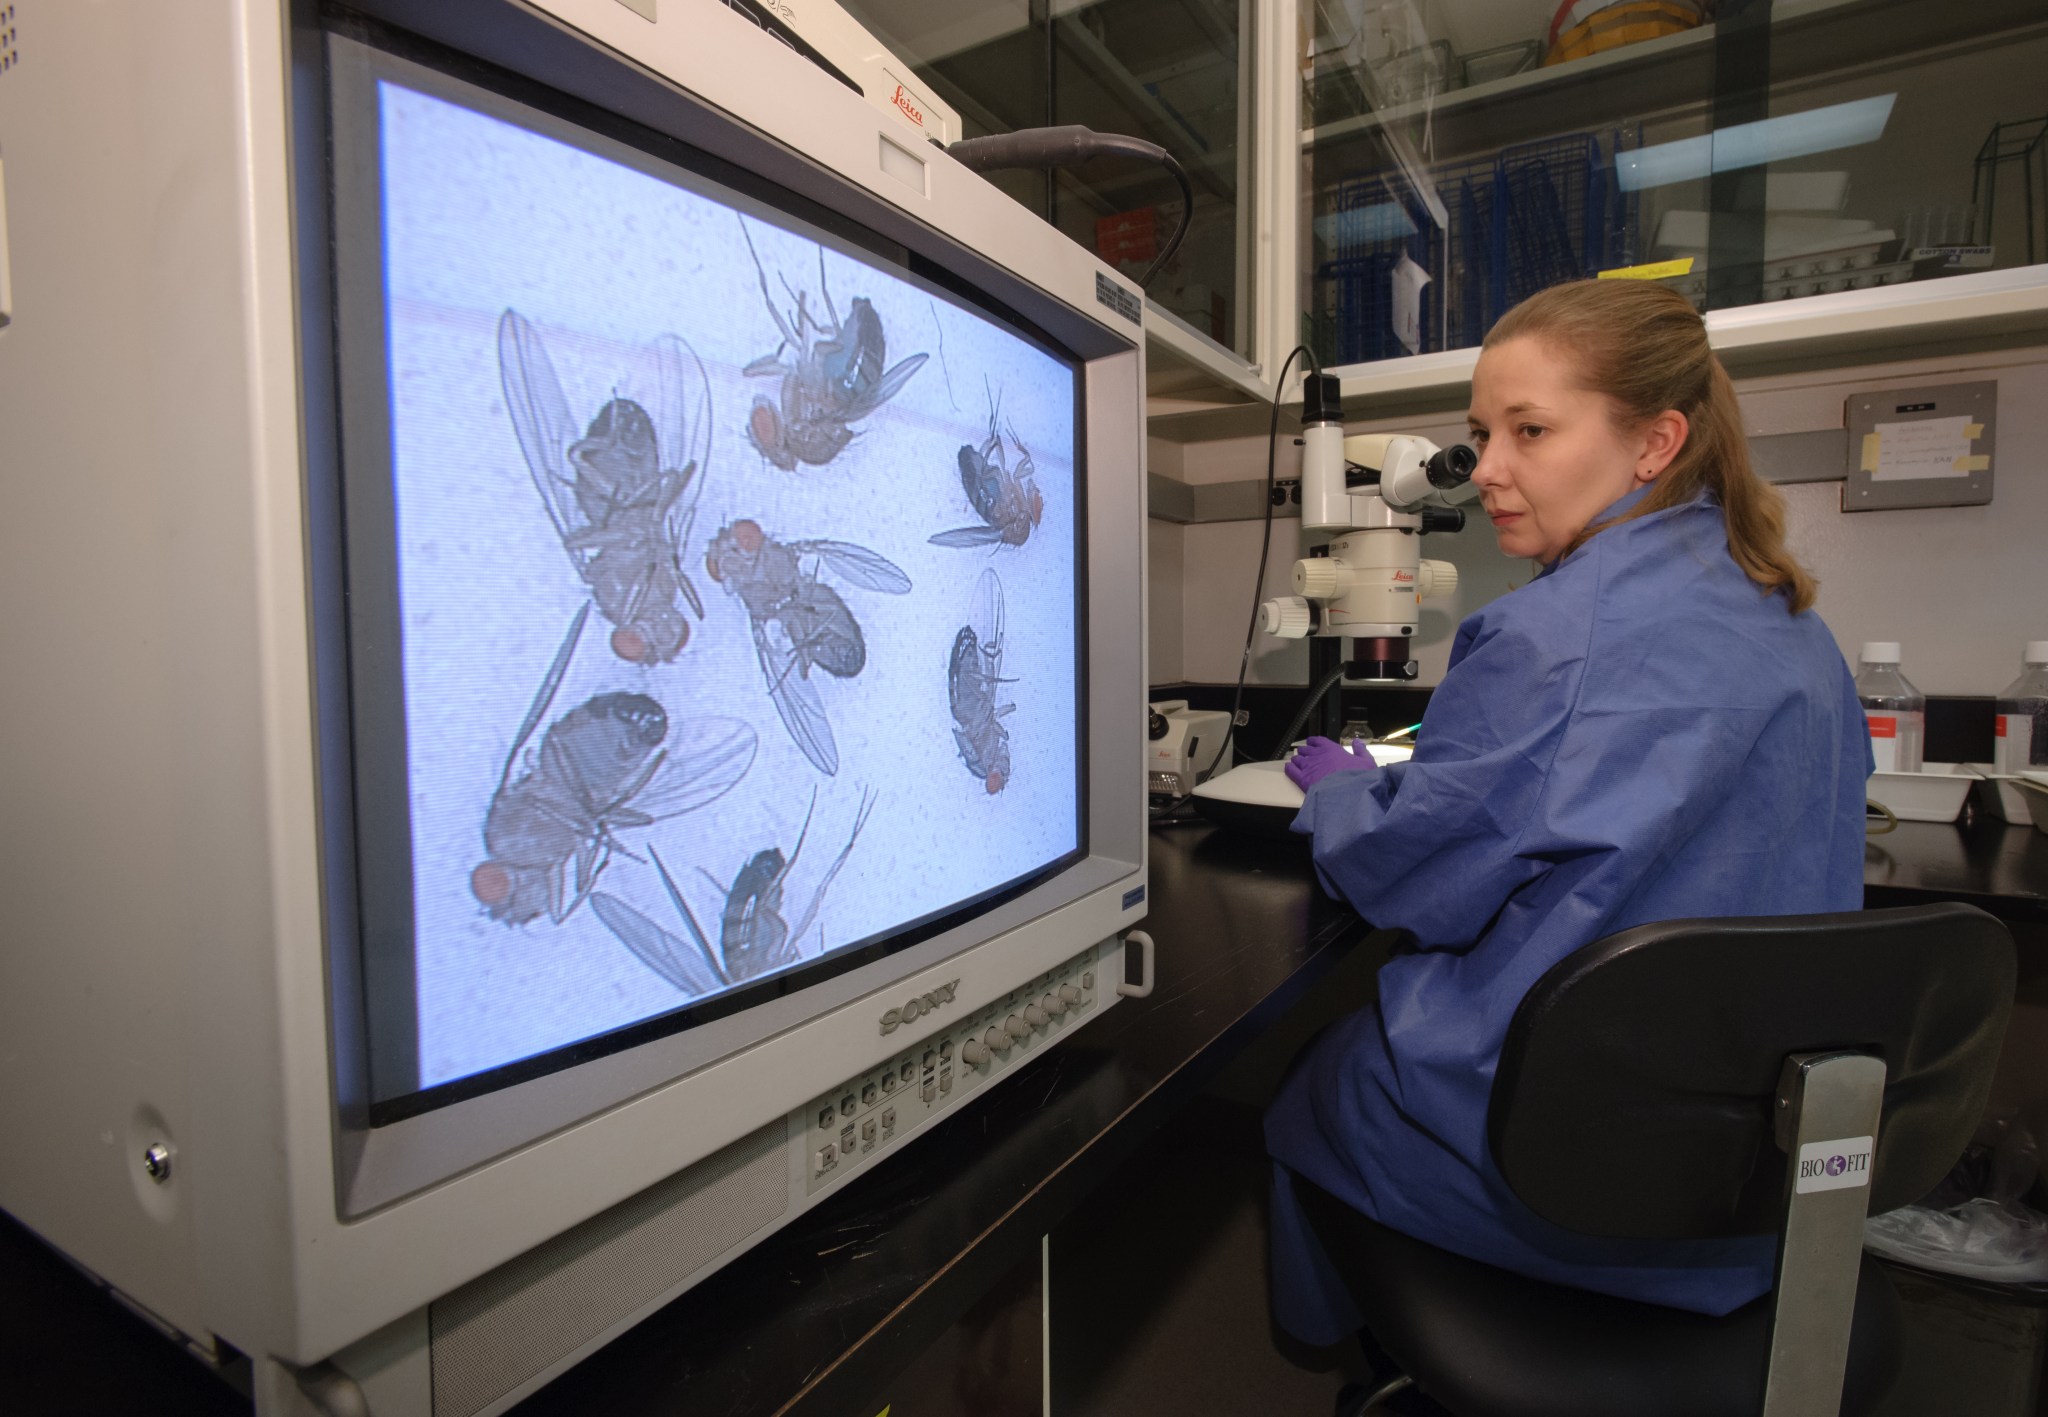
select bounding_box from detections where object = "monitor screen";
[330,48,1084,1119]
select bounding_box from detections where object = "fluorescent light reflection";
[1616,94,1896,192]
[1314,201,1421,251]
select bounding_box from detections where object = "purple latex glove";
[1285,736,1376,792]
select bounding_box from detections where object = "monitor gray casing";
[0,0,1148,1397]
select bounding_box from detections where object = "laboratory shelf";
[1294,0,2048,400]
[1316,265,2048,416]
[1302,0,2045,162]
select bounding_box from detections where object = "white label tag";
[1995,715,2031,776]
[1796,1136,1874,1193]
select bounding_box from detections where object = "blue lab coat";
[1266,487,1871,1342]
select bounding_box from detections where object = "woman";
[1266,279,1871,1344]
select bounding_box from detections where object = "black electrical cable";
[1223,344,1318,768]
[1268,658,1352,762]
[946,126,1195,290]
[1148,344,1322,827]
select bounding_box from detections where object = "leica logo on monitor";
[890,83,925,129]
[880,979,960,1034]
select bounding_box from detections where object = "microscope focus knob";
[1041,992,1067,1018]
[984,1026,1012,1055]
[1416,560,1459,598]
[1293,559,1342,600]
[1260,597,1314,639]
[1024,1004,1049,1030]
[1059,984,1083,1004]
[962,1038,990,1066]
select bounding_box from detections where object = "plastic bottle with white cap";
[1855,643,1924,774]
[1993,642,2048,775]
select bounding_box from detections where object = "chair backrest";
[1490,903,2015,1240]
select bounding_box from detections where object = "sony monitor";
[0,2,1147,1413]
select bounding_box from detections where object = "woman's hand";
[1285,736,1375,792]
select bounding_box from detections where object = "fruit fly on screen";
[705,519,911,776]
[470,605,757,925]
[498,310,713,665]
[591,790,877,993]
[949,568,1015,793]
[739,218,928,471]
[930,386,1043,550]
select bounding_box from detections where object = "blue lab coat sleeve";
[1266,490,1871,1341]
[1294,609,1583,952]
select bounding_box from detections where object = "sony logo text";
[880,979,960,1035]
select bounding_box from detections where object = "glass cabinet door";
[1300,0,2048,373]
[841,0,1256,361]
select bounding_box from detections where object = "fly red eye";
[749,404,779,448]
[611,626,648,662]
[471,861,512,908]
[985,770,1005,794]
[705,547,724,582]
[733,519,764,553]
[1030,489,1043,525]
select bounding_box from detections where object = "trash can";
[1864,1111,2048,1415]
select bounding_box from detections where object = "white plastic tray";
[1959,763,2039,823]
[2021,772,2048,835]
[1866,765,1975,824]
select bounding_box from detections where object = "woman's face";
[1465,335,1686,565]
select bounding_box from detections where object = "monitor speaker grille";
[428,1118,788,1417]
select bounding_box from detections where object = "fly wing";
[497,310,586,547]
[928,526,1004,548]
[500,604,590,793]
[842,351,929,418]
[783,791,876,949]
[630,717,759,818]
[645,333,713,486]
[971,568,1006,651]
[650,844,729,985]
[592,893,723,996]
[753,620,838,775]
[794,541,913,594]
[645,334,712,621]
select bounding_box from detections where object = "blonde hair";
[1484,279,1817,614]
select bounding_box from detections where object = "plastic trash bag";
[1865,1111,2048,1283]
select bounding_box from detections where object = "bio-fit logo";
[879,979,959,1035]
[1795,1135,1874,1194]
[890,83,925,128]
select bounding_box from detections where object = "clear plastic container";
[1994,642,2048,776]
[1856,642,1925,774]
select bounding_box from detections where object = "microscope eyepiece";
[1426,443,1478,490]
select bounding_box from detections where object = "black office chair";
[1295,902,2016,1417]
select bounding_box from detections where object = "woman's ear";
[1637,409,1689,483]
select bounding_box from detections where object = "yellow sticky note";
[1860,433,1881,472]
[1963,422,1984,439]
[1597,257,1695,280]
[1954,454,1990,471]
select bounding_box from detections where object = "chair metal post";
[1760,1050,1887,1417]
